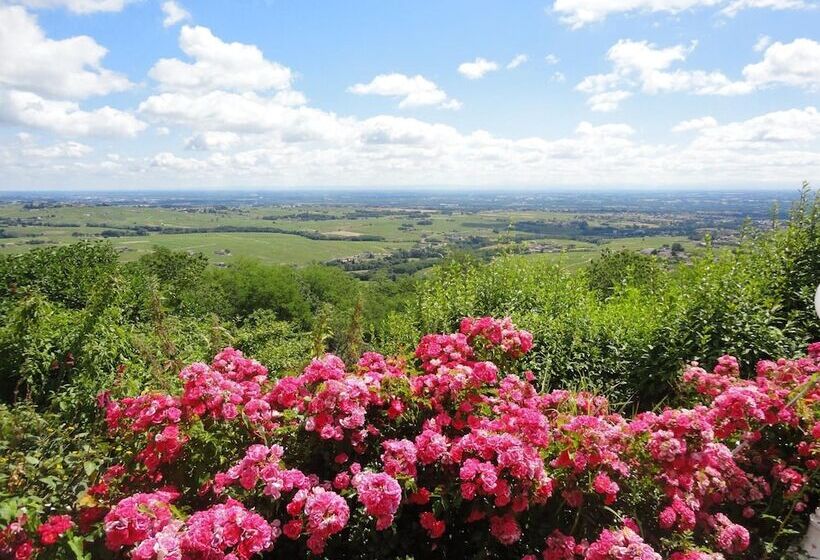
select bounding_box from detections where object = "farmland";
[0,189,800,275]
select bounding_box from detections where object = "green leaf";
[67,534,91,560]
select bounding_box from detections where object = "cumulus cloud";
[21,140,93,158]
[149,25,293,92]
[139,90,353,142]
[0,6,132,99]
[185,131,240,151]
[719,0,809,17]
[458,58,499,79]
[691,106,820,147]
[507,54,528,69]
[551,0,810,28]
[6,105,820,187]
[587,90,633,112]
[348,73,460,109]
[151,151,207,171]
[672,116,718,132]
[579,37,820,112]
[161,0,190,27]
[8,0,132,13]
[544,54,560,65]
[0,89,147,136]
[742,38,820,90]
[576,39,758,111]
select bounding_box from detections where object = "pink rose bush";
[4,320,819,559]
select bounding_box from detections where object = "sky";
[0,0,818,190]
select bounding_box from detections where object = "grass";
[109,233,413,265]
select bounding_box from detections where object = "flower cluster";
[0,515,34,560]
[179,500,274,559]
[288,487,350,555]
[104,490,180,551]
[35,516,72,546]
[585,526,661,560]
[9,319,818,560]
[459,316,534,357]
[352,471,402,530]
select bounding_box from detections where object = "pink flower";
[381,439,417,477]
[180,500,273,559]
[303,488,350,554]
[489,514,521,545]
[711,513,750,554]
[592,472,619,505]
[585,526,661,560]
[460,316,533,358]
[104,490,179,551]
[131,520,182,560]
[543,530,584,560]
[352,471,402,530]
[415,333,473,373]
[415,429,449,464]
[211,347,268,384]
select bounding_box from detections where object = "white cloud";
[185,131,240,151]
[575,121,635,137]
[578,37,820,112]
[9,0,132,14]
[139,90,354,142]
[151,151,207,171]
[358,115,463,146]
[720,0,809,17]
[544,54,560,65]
[576,39,756,110]
[347,73,460,109]
[691,106,820,147]
[551,0,811,28]
[672,116,718,132]
[507,54,528,69]
[576,72,621,94]
[458,57,499,79]
[587,90,633,112]
[742,38,820,89]
[552,71,567,83]
[149,25,293,92]
[5,105,820,187]
[161,0,190,27]
[754,35,772,52]
[0,6,132,99]
[22,140,92,158]
[0,89,146,137]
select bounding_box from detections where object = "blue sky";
[0,0,818,189]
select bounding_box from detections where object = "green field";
[0,203,708,270]
[110,233,412,265]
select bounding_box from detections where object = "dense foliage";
[2,317,818,559]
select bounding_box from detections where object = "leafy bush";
[209,259,312,326]
[2,318,817,560]
[0,241,118,309]
[584,249,666,301]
